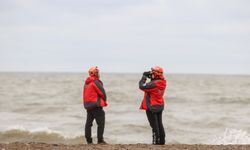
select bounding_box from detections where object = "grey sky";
[0,0,250,74]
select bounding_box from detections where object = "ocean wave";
[0,126,84,144]
[208,97,250,104]
[212,128,250,144]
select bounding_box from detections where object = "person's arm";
[93,80,107,100]
[139,72,156,92]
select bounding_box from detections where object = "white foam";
[213,128,250,144]
[7,125,26,131]
[31,127,59,134]
[6,125,68,138]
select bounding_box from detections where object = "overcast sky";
[0,0,250,74]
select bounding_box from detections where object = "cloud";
[0,0,250,74]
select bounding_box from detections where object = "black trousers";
[146,110,165,144]
[85,107,105,142]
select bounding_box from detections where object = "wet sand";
[1,143,250,150]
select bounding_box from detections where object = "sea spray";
[213,128,250,144]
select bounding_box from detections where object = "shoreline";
[1,143,250,150]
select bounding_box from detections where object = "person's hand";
[143,71,151,78]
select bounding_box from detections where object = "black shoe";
[152,132,156,145]
[159,139,165,145]
[154,137,161,145]
[86,138,93,144]
[98,140,107,144]
[159,135,165,145]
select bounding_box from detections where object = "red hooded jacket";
[139,75,167,112]
[83,76,108,109]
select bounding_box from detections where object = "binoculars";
[144,71,152,79]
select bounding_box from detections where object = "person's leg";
[146,110,160,144]
[92,108,105,143]
[157,111,165,145]
[85,110,94,144]
[146,110,155,128]
[146,110,156,144]
[153,112,160,144]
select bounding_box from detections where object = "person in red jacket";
[83,66,108,144]
[139,66,167,145]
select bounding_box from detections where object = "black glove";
[143,71,151,78]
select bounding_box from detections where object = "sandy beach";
[0,143,250,150]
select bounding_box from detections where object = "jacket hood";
[85,76,98,84]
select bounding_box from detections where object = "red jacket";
[139,75,166,112]
[83,76,108,109]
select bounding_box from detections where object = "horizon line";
[0,70,249,76]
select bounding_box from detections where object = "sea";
[0,73,250,144]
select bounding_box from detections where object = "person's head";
[88,66,99,78]
[151,66,164,79]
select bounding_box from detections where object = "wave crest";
[0,126,84,144]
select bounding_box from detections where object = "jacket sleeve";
[93,80,107,101]
[139,75,156,92]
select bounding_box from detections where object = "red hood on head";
[85,76,98,84]
[159,75,165,80]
